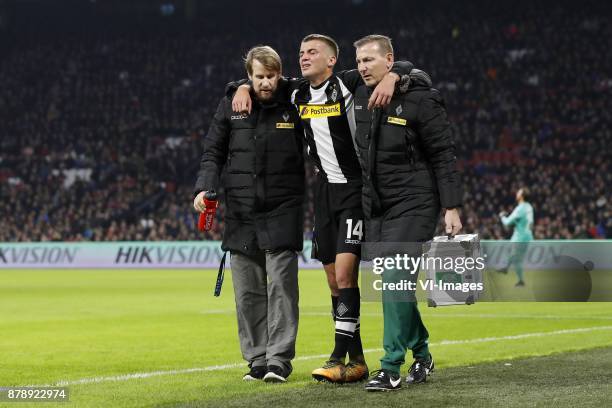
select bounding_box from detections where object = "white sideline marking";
[200,309,233,314]
[432,326,612,345]
[300,312,612,320]
[37,325,612,387]
[203,310,612,320]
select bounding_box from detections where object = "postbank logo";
[299,103,341,119]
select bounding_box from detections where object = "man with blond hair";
[230,33,414,383]
[194,45,304,383]
[351,35,463,391]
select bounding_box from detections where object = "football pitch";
[1,269,611,407]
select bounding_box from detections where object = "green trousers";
[380,267,430,374]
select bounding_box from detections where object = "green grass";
[193,347,612,408]
[0,269,611,407]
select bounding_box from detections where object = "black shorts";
[311,178,363,265]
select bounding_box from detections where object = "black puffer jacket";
[354,71,463,242]
[194,88,305,255]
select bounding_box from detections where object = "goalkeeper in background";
[498,187,534,287]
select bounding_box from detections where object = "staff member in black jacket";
[350,35,463,392]
[193,46,305,383]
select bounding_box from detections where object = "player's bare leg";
[324,263,340,297]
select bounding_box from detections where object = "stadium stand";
[0,0,610,241]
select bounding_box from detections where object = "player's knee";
[335,271,355,288]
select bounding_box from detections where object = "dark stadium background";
[0,0,610,242]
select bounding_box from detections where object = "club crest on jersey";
[230,113,248,120]
[282,112,290,122]
[299,103,341,119]
[331,87,338,102]
[395,105,403,115]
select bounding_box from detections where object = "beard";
[255,89,274,101]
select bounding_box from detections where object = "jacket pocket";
[404,127,419,166]
[405,142,415,165]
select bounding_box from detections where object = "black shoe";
[242,365,266,381]
[263,365,288,383]
[496,267,508,274]
[364,369,402,391]
[515,280,525,287]
[406,354,434,384]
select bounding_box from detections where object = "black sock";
[331,295,339,322]
[330,288,360,361]
[348,327,365,362]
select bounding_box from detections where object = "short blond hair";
[353,34,394,55]
[244,45,282,76]
[302,34,339,58]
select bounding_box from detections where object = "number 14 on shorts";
[345,218,363,243]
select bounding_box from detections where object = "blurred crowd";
[0,1,610,241]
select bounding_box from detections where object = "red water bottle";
[198,191,218,232]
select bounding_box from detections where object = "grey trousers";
[230,249,299,374]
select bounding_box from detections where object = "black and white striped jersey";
[225,62,414,185]
[290,71,363,184]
